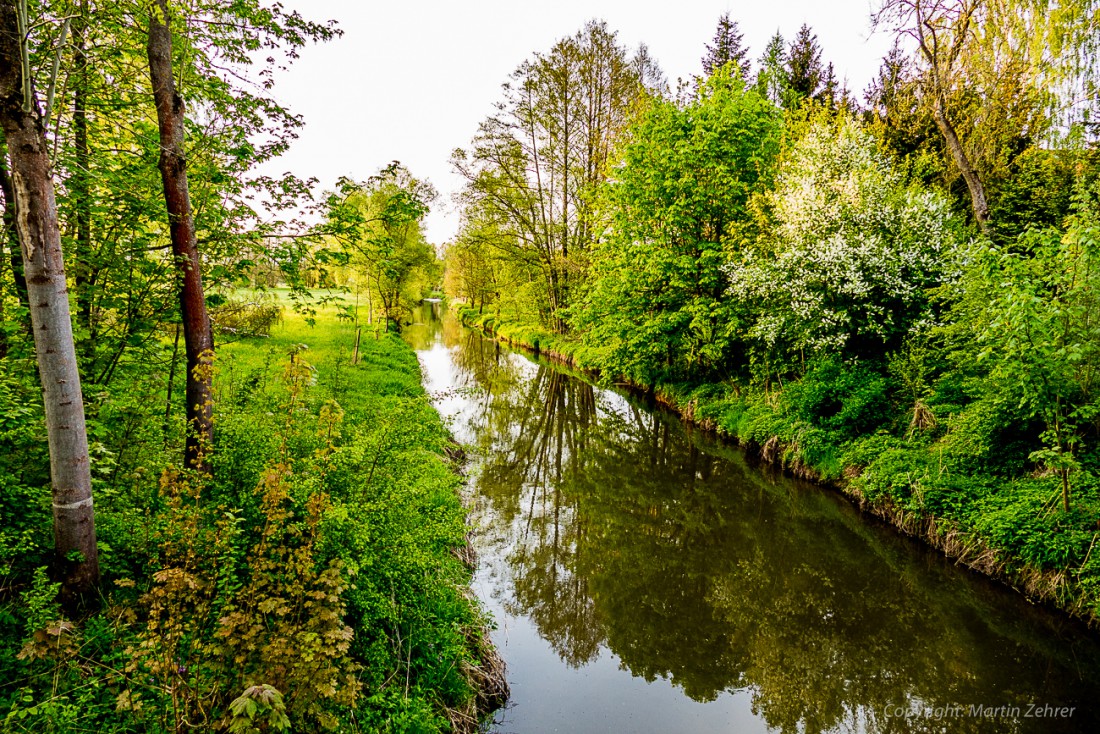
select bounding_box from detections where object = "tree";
[0,0,98,595]
[729,116,959,377]
[817,62,839,107]
[576,68,783,384]
[702,13,750,78]
[453,21,656,331]
[955,198,1100,511]
[786,24,825,104]
[147,0,216,472]
[326,164,437,327]
[138,0,336,468]
[874,1,992,229]
[754,32,789,107]
[871,0,1098,230]
[444,209,510,315]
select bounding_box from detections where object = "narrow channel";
[404,302,1100,733]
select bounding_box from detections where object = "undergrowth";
[0,293,493,732]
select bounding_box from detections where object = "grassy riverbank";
[0,296,501,732]
[455,303,1100,627]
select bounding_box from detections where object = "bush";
[785,359,892,441]
[211,295,283,338]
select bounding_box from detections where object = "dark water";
[403,302,1100,734]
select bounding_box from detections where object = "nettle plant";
[730,115,959,374]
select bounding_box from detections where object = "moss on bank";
[454,303,1100,628]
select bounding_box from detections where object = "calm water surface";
[403,303,1100,733]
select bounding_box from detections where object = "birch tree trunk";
[147,0,215,472]
[875,0,992,231]
[0,0,99,595]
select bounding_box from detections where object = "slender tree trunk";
[0,0,99,596]
[932,101,990,231]
[0,143,12,358]
[147,0,215,472]
[163,322,180,443]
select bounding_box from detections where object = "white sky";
[262,1,893,245]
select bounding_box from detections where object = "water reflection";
[405,303,1100,734]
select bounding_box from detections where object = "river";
[403,302,1100,733]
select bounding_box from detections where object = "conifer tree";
[787,24,825,102]
[755,31,788,106]
[702,12,751,78]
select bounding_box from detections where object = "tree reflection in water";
[409,304,1100,734]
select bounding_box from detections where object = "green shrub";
[785,360,892,441]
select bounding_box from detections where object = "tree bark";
[0,0,99,596]
[887,0,991,231]
[932,101,990,230]
[0,143,13,358]
[147,0,215,472]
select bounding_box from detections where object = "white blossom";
[728,117,958,357]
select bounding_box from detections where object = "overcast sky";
[262,1,893,244]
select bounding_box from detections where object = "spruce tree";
[786,24,824,102]
[817,62,838,107]
[702,12,750,78]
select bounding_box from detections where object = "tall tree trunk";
[0,0,99,596]
[0,143,13,358]
[147,0,215,472]
[932,101,991,231]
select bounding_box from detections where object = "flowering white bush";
[729,117,958,361]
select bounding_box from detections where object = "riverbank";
[0,296,505,732]
[217,300,507,730]
[454,303,1100,629]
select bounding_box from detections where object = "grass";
[0,290,502,733]
[216,291,503,731]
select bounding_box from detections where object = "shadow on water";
[404,302,1100,734]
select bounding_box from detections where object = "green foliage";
[0,297,490,732]
[0,368,50,579]
[575,67,782,384]
[785,24,826,106]
[730,114,959,376]
[753,32,788,107]
[451,20,659,332]
[989,148,1082,242]
[324,164,439,327]
[119,460,358,732]
[18,568,62,640]
[954,214,1100,508]
[227,685,290,733]
[784,360,892,442]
